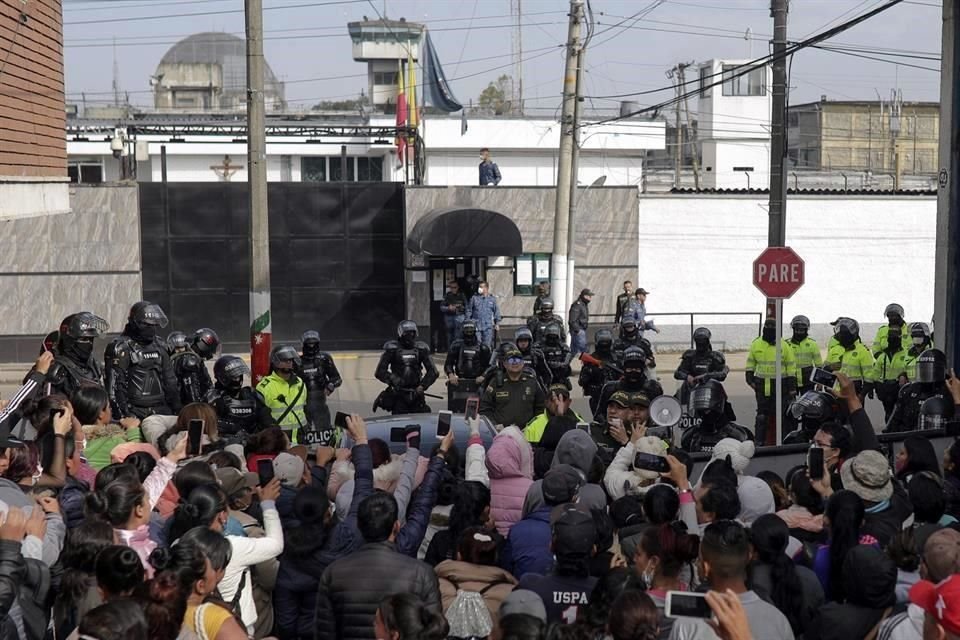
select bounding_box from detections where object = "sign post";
[753,247,805,445]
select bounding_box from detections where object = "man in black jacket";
[568,288,593,357]
[315,447,447,639]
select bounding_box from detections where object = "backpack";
[444,578,509,640]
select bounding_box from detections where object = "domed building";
[152,32,285,112]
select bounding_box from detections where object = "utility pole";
[550,0,583,319]
[673,69,683,188]
[677,62,700,190]
[767,0,789,445]
[246,0,272,384]
[935,0,960,369]
[565,38,585,314]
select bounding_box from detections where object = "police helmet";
[622,346,647,369]
[165,331,188,354]
[129,301,169,329]
[498,341,522,361]
[790,315,811,331]
[214,355,250,388]
[462,321,478,339]
[884,303,905,320]
[621,318,638,333]
[545,323,561,339]
[595,329,614,349]
[693,327,711,346]
[831,317,860,339]
[788,390,837,423]
[60,312,109,340]
[192,328,220,360]
[689,380,726,415]
[301,330,321,357]
[397,320,418,339]
[539,299,555,315]
[514,327,533,343]
[270,345,300,371]
[918,395,955,430]
[917,348,947,384]
[910,322,932,340]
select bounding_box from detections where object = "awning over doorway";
[406,207,523,257]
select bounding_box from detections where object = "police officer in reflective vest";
[745,318,798,445]
[374,321,439,415]
[825,317,876,401]
[903,322,934,381]
[873,326,908,421]
[673,327,729,406]
[887,348,951,432]
[206,355,274,443]
[105,302,181,420]
[786,315,822,393]
[299,330,342,444]
[40,312,108,398]
[256,346,308,442]
[171,328,219,406]
[444,320,491,412]
[872,303,908,355]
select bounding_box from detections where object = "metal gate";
[139,182,406,351]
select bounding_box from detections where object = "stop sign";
[753,246,804,299]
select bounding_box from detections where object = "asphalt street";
[0,351,889,438]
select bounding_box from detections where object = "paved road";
[0,351,888,440]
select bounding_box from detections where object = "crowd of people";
[0,297,957,640]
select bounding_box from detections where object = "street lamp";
[566,175,608,317]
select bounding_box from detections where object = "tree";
[477,75,514,115]
[311,96,369,112]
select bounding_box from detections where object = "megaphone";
[650,396,683,428]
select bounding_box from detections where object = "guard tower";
[347,17,422,110]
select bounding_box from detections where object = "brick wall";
[0,0,65,179]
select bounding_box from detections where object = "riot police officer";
[613,319,656,375]
[257,345,308,442]
[903,322,934,381]
[579,329,620,415]
[673,327,729,405]
[887,348,951,432]
[105,302,180,420]
[873,303,908,355]
[444,320,491,412]
[41,312,108,398]
[166,332,188,356]
[917,395,957,431]
[787,315,823,393]
[205,355,274,443]
[541,323,572,390]
[680,380,752,453]
[299,330,342,441]
[170,328,219,406]
[783,389,840,444]
[526,299,566,347]
[593,346,650,421]
[374,321,439,415]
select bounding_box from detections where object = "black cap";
[636,288,650,295]
[543,465,584,505]
[580,288,594,297]
[551,504,596,556]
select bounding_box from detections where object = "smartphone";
[465,397,480,421]
[187,419,203,456]
[665,591,713,619]
[808,446,825,480]
[334,411,349,430]
[390,426,407,443]
[437,410,453,439]
[576,421,590,432]
[256,458,275,486]
[634,452,670,473]
[810,367,838,388]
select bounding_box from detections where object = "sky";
[61,0,943,117]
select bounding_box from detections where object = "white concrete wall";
[638,194,936,347]
[701,141,771,190]
[423,152,643,187]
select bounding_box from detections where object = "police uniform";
[206,385,274,442]
[579,342,620,416]
[873,344,909,420]
[673,341,729,405]
[46,349,103,399]
[825,341,876,394]
[171,350,214,406]
[299,350,342,442]
[466,294,502,348]
[541,333,572,391]
[479,370,545,429]
[444,336,492,412]
[440,290,467,348]
[374,337,439,415]
[746,335,798,445]
[527,314,566,347]
[105,337,180,419]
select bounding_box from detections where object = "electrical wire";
[809,45,939,72]
[580,0,908,129]
[64,0,368,26]
[450,0,479,77]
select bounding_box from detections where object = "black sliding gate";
[139,182,406,351]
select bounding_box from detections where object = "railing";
[499,311,763,349]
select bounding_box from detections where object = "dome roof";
[157,32,281,91]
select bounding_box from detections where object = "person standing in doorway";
[440,280,467,350]
[466,280,502,348]
[568,288,593,357]
[479,148,502,186]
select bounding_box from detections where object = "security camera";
[110,129,126,159]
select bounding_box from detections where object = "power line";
[810,45,939,72]
[451,0,479,77]
[64,0,234,11]
[64,0,367,26]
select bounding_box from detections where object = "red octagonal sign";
[753,246,805,299]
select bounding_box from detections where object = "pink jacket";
[484,427,534,536]
[116,457,176,576]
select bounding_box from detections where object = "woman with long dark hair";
[777,465,826,544]
[374,593,449,640]
[895,435,941,482]
[52,520,114,638]
[813,490,875,602]
[425,481,492,566]
[749,513,824,636]
[608,590,661,640]
[72,384,144,471]
[632,522,699,639]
